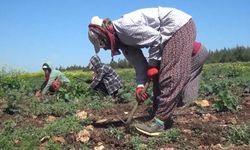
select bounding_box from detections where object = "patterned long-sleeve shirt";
[112,7,191,85]
[89,55,122,95]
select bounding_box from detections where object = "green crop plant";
[85,95,113,110]
[104,127,126,141]
[162,128,181,143]
[1,63,250,149]
[227,123,250,145]
[0,116,85,149]
[44,140,62,150]
[0,119,46,149]
[4,90,22,114]
[130,136,146,150]
[212,90,239,112]
[1,120,17,135]
[44,115,82,136]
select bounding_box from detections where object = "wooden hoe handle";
[126,81,150,125]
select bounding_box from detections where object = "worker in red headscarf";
[87,7,208,135]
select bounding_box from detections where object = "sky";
[0,0,249,72]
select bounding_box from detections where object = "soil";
[1,95,250,149]
[88,95,250,150]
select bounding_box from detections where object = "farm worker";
[38,62,70,96]
[88,55,122,98]
[87,7,208,135]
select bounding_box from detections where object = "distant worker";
[36,62,70,97]
[88,55,122,98]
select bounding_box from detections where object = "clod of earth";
[182,129,192,136]
[46,115,57,122]
[194,99,210,107]
[202,113,218,122]
[52,136,65,145]
[76,129,91,143]
[32,115,38,119]
[76,110,88,120]
[85,125,94,131]
[94,142,105,150]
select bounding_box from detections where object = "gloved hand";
[147,67,159,80]
[192,41,201,56]
[136,85,149,102]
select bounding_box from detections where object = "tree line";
[56,58,132,71]
[57,45,250,71]
[206,45,250,63]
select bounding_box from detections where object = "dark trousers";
[154,20,196,121]
[94,82,118,98]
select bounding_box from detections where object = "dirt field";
[1,95,249,149]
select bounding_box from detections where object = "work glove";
[147,67,159,80]
[192,41,201,56]
[136,85,149,102]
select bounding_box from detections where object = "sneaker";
[135,117,166,136]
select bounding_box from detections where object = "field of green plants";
[1,63,250,150]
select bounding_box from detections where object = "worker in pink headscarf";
[87,7,208,135]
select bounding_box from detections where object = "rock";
[210,144,223,149]
[140,144,148,149]
[32,115,38,119]
[76,110,88,120]
[85,125,94,131]
[182,129,192,136]
[220,137,226,142]
[202,113,218,122]
[227,117,237,125]
[76,129,91,143]
[52,136,65,145]
[194,100,210,107]
[94,142,105,150]
[124,134,131,143]
[46,115,56,122]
